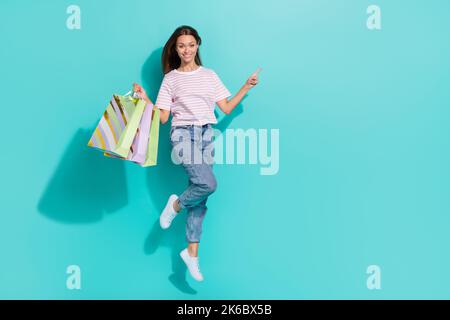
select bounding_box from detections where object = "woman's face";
[176,35,198,64]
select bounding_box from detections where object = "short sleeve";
[155,75,173,111]
[211,71,231,103]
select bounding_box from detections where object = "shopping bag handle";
[123,90,142,99]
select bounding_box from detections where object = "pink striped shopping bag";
[87,94,147,158]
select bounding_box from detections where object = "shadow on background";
[37,127,128,223]
[141,48,245,293]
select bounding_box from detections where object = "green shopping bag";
[141,107,160,167]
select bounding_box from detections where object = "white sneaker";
[159,194,179,229]
[180,248,204,282]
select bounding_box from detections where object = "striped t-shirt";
[155,66,231,126]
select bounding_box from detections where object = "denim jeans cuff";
[178,197,187,210]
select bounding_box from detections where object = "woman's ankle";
[173,199,181,212]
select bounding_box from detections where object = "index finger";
[252,68,262,76]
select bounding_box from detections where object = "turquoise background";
[1,0,449,299]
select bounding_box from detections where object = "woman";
[133,25,259,281]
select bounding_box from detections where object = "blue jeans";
[169,123,217,243]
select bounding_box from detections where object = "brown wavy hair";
[162,25,203,74]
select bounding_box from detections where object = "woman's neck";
[177,62,199,72]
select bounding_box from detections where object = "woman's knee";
[203,175,217,195]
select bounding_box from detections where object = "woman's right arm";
[133,83,170,124]
[158,109,170,124]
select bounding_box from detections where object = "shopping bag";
[128,102,154,164]
[101,104,160,166]
[87,94,147,158]
[141,107,160,167]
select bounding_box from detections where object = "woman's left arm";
[217,69,260,115]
